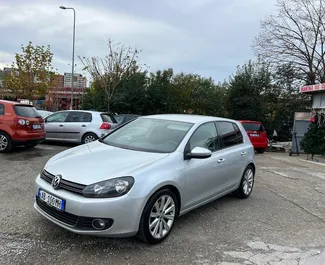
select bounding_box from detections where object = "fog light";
[92,219,106,230]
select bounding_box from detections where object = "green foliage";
[4,41,55,100]
[300,114,325,160]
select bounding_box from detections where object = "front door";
[44,112,69,140]
[184,122,226,210]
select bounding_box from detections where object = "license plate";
[38,189,65,211]
[250,133,260,137]
[33,124,41,129]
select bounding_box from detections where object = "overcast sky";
[0,0,277,83]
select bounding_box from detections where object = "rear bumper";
[251,142,268,149]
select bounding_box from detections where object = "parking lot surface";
[0,144,324,265]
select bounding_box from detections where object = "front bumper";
[34,174,146,237]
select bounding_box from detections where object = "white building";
[63,73,87,89]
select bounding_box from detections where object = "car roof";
[54,110,112,115]
[141,114,237,124]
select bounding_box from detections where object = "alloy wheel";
[149,195,176,239]
[242,168,254,195]
[0,135,8,151]
[84,135,96,143]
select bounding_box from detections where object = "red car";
[239,120,268,154]
[0,100,46,153]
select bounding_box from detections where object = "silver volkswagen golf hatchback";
[34,114,256,244]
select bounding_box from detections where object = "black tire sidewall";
[139,189,178,244]
[82,133,98,144]
[0,132,12,153]
[238,165,255,199]
[256,148,265,154]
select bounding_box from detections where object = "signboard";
[299,83,325,93]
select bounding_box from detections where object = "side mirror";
[186,147,212,159]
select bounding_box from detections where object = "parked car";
[37,110,53,118]
[239,120,268,154]
[0,100,46,153]
[43,110,118,144]
[114,114,141,125]
[34,114,255,244]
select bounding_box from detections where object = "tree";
[254,0,325,84]
[3,41,55,100]
[226,60,273,127]
[300,113,325,160]
[79,39,141,112]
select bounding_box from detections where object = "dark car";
[114,114,140,125]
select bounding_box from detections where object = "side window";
[189,122,219,152]
[216,121,239,148]
[66,112,92,122]
[0,104,4,115]
[46,112,69,123]
[233,123,244,144]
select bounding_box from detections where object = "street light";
[60,5,76,110]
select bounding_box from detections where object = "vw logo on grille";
[51,174,62,190]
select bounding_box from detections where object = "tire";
[256,148,265,154]
[136,188,179,244]
[81,133,98,144]
[234,165,255,199]
[0,132,12,153]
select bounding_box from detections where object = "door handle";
[241,151,247,155]
[59,124,64,127]
[81,125,86,127]
[217,158,225,163]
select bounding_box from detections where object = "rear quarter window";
[0,104,4,115]
[101,114,117,123]
[13,105,40,118]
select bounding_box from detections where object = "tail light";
[14,118,27,126]
[100,123,111,130]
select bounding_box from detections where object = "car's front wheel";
[234,165,255,199]
[0,132,12,153]
[137,188,178,244]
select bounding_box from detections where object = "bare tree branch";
[79,38,141,111]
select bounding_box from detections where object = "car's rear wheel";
[82,133,98,144]
[234,165,255,199]
[256,148,265,154]
[0,132,12,153]
[137,189,178,244]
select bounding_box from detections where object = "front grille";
[41,170,86,195]
[36,197,78,226]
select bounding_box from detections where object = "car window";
[189,122,219,152]
[114,115,124,123]
[0,104,4,115]
[241,122,264,132]
[101,113,117,123]
[233,123,244,144]
[103,118,193,153]
[216,121,241,148]
[66,112,92,122]
[13,105,40,118]
[46,112,69,123]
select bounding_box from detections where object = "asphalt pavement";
[0,144,324,265]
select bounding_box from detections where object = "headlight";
[82,176,134,198]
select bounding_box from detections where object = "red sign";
[299,83,325,93]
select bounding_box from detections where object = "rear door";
[44,112,69,140]
[62,111,92,141]
[215,121,247,190]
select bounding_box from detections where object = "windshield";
[242,122,264,132]
[102,118,194,153]
[14,105,41,118]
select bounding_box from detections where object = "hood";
[44,141,169,185]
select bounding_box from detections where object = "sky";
[0,0,277,84]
